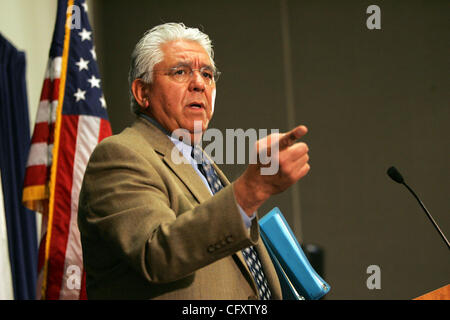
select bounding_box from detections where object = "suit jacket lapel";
[162,155,211,203]
[133,117,211,203]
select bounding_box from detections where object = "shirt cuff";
[237,204,256,229]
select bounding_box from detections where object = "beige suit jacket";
[78,117,282,299]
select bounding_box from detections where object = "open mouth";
[187,102,204,109]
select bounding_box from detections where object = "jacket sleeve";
[78,138,259,284]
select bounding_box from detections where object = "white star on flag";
[74,88,86,102]
[99,95,107,108]
[87,75,100,88]
[78,28,92,41]
[75,57,89,71]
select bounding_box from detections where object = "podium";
[414,284,450,300]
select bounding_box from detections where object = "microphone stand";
[401,181,450,250]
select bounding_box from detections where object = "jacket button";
[226,235,233,243]
[207,245,215,253]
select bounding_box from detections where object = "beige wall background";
[92,0,449,299]
[0,0,57,128]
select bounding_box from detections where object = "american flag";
[22,0,111,299]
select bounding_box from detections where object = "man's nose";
[188,70,206,92]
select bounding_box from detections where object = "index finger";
[279,125,308,149]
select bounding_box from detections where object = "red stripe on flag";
[40,78,61,102]
[98,118,112,143]
[31,122,52,144]
[32,123,55,144]
[23,165,50,187]
[45,115,79,299]
[79,270,87,300]
[51,79,61,102]
[39,78,52,101]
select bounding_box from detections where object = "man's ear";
[131,79,150,109]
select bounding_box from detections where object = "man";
[78,23,310,299]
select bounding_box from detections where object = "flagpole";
[41,0,74,300]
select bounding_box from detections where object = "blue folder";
[259,207,331,300]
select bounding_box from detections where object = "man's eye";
[173,68,186,75]
[202,71,213,79]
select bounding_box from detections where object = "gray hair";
[128,22,216,114]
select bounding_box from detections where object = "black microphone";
[387,166,449,250]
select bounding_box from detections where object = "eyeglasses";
[153,65,221,86]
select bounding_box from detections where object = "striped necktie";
[191,145,272,300]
